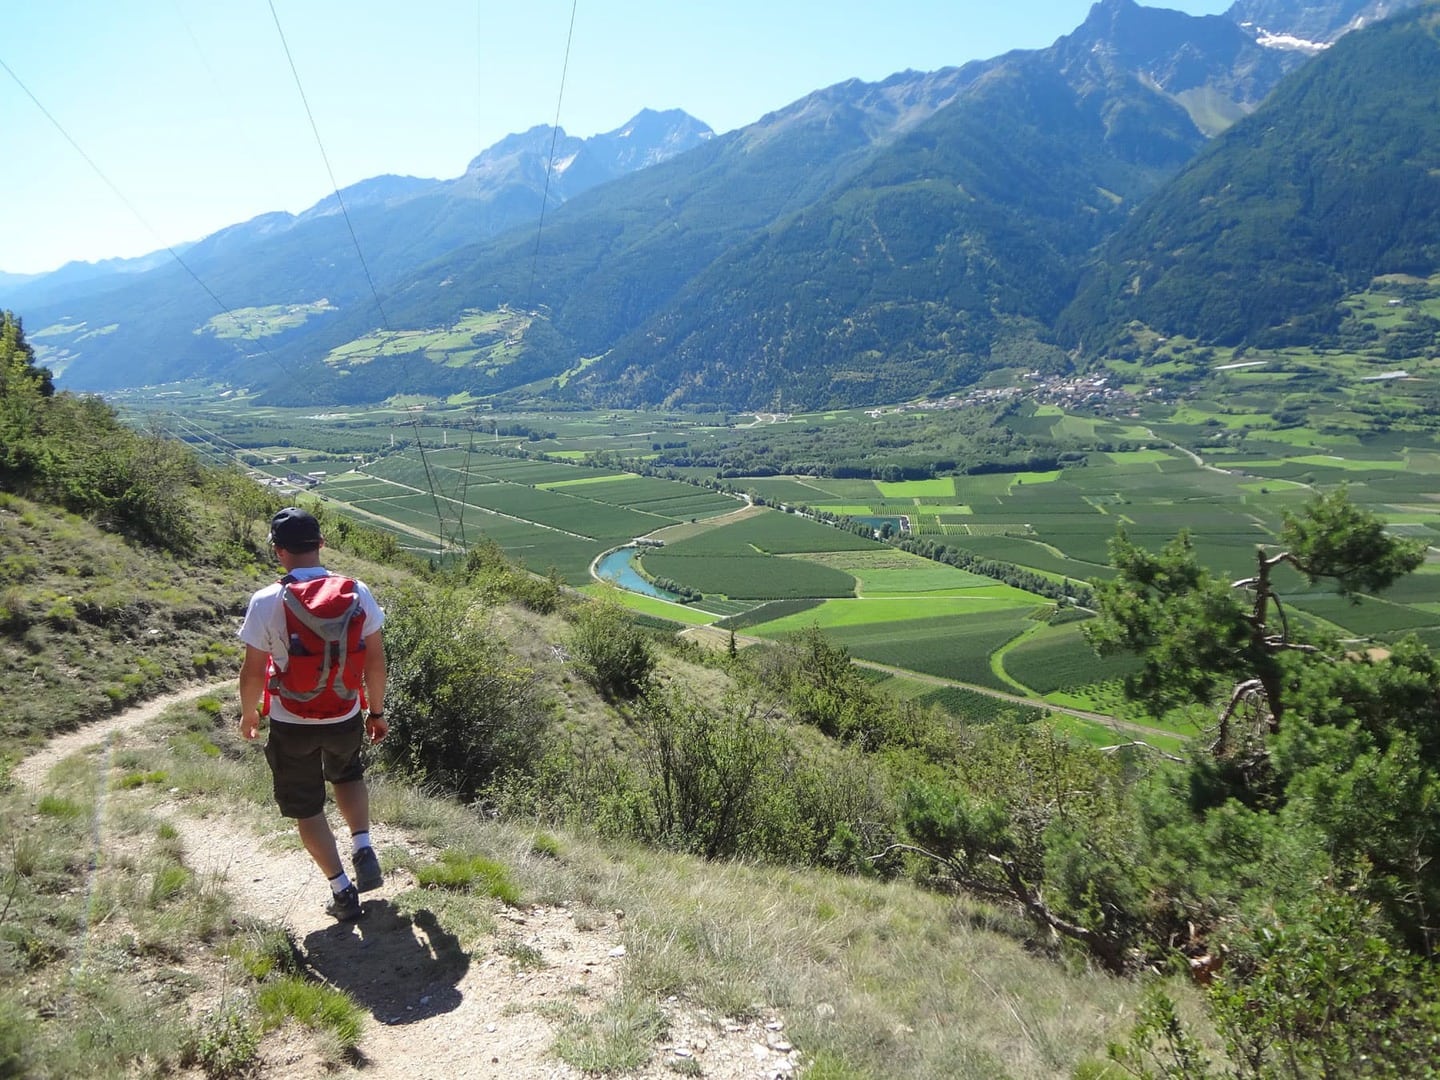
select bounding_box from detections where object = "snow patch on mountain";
[1252,26,1330,52]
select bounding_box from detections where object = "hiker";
[237,506,388,921]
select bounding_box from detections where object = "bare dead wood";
[1099,741,1186,763]
[1214,678,1267,754]
[869,842,1131,972]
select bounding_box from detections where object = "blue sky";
[2,0,1231,276]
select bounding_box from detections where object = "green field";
[664,512,884,556]
[118,378,1440,716]
[1001,622,1144,696]
[577,585,719,625]
[874,478,957,499]
[743,591,1043,635]
[640,552,858,600]
[772,609,1037,690]
[803,549,998,593]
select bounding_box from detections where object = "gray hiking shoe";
[353,846,383,892]
[326,884,362,921]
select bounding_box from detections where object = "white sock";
[351,831,371,854]
[328,871,353,894]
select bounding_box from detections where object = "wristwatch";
[367,710,384,719]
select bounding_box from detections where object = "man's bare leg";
[295,812,344,878]
[332,779,370,839]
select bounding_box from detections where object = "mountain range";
[6,0,1436,411]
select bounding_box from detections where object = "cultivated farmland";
[133,383,1440,718]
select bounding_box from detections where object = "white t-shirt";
[238,566,385,724]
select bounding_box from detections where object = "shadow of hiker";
[302,898,470,1025]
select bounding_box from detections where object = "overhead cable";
[0,53,301,381]
[526,0,579,309]
[267,0,391,332]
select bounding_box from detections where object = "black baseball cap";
[268,507,323,552]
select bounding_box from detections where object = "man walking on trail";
[237,507,388,921]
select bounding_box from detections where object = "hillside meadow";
[1,493,1181,1080]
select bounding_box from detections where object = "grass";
[0,492,269,749]
[553,993,669,1073]
[0,729,241,1076]
[603,850,1141,1078]
[2,679,1186,1078]
[414,850,522,903]
[257,977,365,1049]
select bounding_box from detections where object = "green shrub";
[566,596,655,699]
[226,920,302,982]
[1211,889,1440,1077]
[382,583,548,799]
[637,689,785,859]
[187,1008,259,1079]
[463,540,564,613]
[1111,890,1440,1078]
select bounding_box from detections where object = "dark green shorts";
[263,714,365,818]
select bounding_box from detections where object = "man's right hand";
[240,709,264,741]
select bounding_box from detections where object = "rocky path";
[15,684,801,1080]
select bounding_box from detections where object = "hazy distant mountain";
[1061,3,1440,351]
[1226,0,1426,46]
[12,1,1432,410]
[7,110,712,386]
[0,271,39,290]
[2,249,182,310]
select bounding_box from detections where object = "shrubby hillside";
[6,308,1440,1075]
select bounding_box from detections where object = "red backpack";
[265,573,368,719]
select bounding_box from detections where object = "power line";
[159,418,236,471]
[457,420,477,549]
[164,411,254,457]
[161,412,262,472]
[0,54,303,383]
[267,0,391,333]
[526,0,579,309]
[409,420,454,549]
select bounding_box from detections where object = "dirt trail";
[15,684,800,1080]
[12,680,235,788]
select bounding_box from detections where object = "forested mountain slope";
[271,0,1307,409]
[1061,3,1440,351]
[556,0,1292,409]
[8,111,711,389]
